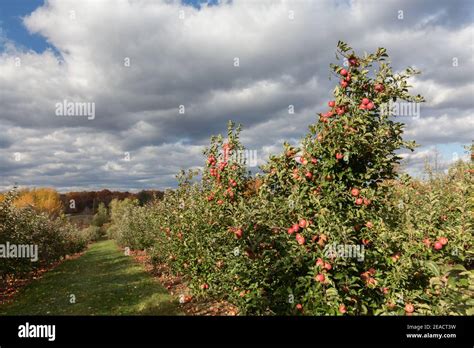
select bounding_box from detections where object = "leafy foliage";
[109,42,473,315]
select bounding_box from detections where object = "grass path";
[0,240,181,315]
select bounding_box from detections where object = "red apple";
[339,304,347,314]
[299,219,307,228]
[328,101,336,108]
[234,228,243,239]
[292,224,300,233]
[296,233,305,245]
[316,258,324,267]
[340,68,348,76]
[324,262,332,271]
[434,242,443,250]
[340,80,348,88]
[366,102,374,110]
[355,198,363,205]
[404,303,414,314]
[351,188,360,197]
[315,273,325,283]
[362,98,370,105]
[438,237,448,245]
[374,83,384,92]
[336,153,344,160]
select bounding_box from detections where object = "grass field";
[0,240,181,315]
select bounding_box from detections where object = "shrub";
[0,190,88,278]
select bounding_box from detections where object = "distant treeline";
[0,188,164,216]
[60,189,164,214]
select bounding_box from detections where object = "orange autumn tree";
[14,188,64,218]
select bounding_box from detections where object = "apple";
[305,172,313,180]
[217,200,223,205]
[404,303,414,314]
[299,219,307,228]
[366,102,374,110]
[374,83,384,92]
[328,101,336,108]
[365,221,373,229]
[340,68,348,76]
[315,273,325,283]
[355,198,363,205]
[296,233,305,245]
[434,242,443,250]
[423,238,431,247]
[336,153,344,160]
[324,262,332,271]
[340,80,348,88]
[362,98,370,105]
[288,227,295,235]
[363,198,371,206]
[438,237,448,245]
[316,258,324,267]
[349,57,358,66]
[339,304,347,314]
[234,228,243,239]
[351,188,360,197]
[296,303,303,311]
[311,157,318,164]
[292,224,300,233]
[201,283,209,290]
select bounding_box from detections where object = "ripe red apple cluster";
[351,188,371,207]
[339,68,351,88]
[423,236,448,250]
[287,219,311,245]
[359,97,374,110]
[361,268,377,287]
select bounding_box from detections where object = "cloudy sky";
[0,0,472,192]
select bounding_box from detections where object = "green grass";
[0,240,181,315]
